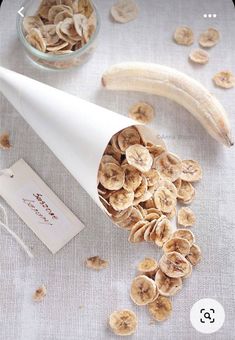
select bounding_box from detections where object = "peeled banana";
[102,62,233,147]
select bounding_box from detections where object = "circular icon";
[190,298,225,334]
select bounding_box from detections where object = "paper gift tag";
[0,159,85,254]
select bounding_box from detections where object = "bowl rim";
[16,0,101,61]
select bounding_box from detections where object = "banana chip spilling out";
[109,309,138,336]
[110,0,139,24]
[97,126,202,245]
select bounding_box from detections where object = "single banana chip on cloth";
[178,207,196,227]
[199,27,220,48]
[180,160,202,182]
[128,102,155,124]
[213,71,235,89]
[109,309,138,336]
[110,0,139,24]
[173,26,194,46]
[137,257,158,277]
[189,48,209,64]
[130,275,158,305]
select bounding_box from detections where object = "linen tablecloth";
[0,0,235,339]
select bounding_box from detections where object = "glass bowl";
[16,0,100,70]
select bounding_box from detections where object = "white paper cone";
[0,67,164,209]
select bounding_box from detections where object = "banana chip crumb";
[128,102,155,124]
[33,285,47,302]
[0,132,11,149]
[85,256,108,270]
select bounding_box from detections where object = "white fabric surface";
[0,0,235,339]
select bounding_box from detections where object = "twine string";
[0,168,34,258]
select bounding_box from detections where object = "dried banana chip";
[104,144,122,162]
[110,206,133,223]
[33,284,47,302]
[73,13,88,37]
[111,0,139,24]
[155,269,182,297]
[117,207,142,230]
[85,256,108,270]
[98,163,124,190]
[172,229,195,246]
[128,220,149,243]
[56,0,73,7]
[100,155,120,166]
[122,164,142,192]
[110,132,123,153]
[137,257,158,277]
[26,28,46,52]
[154,216,173,247]
[126,144,153,173]
[0,132,11,149]
[77,0,93,18]
[178,207,196,227]
[128,102,155,124]
[186,244,202,266]
[41,24,60,45]
[146,143,165,158]
[154,152,182,182]
[60,17,80,40]
[165,207,176,220]
[145,211,162,222]
[159,251,191,278]
[183,261,192,278]
[148,296,172,321]
[213,71,235,89]
[135,204,146,218]
[133,190,152,206]
[48,4,72,23]
[54,9,73,24]
[155,179,178,198]
[173,178,181,191]
[163,237,191,256]
[174,26,194,46]
[134,176,147,198]
[142,198,155,209]
[143,219,157,241]
[132,221,150,243]
[130,275,158,305]
[144,169,160,187]
[109,189,134,211]
[180,160,202,182]
[23,16,44,34]
[199,27,220,48]
[177,180,195,203]
[118,127,141,152]
[109,309,137,336]
[154,187,176,213]
[189,48,209,64]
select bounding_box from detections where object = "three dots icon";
[203,14,217,18]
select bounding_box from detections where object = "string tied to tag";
[0,168,34,259]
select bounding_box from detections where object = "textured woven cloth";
[0,0,235,339]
